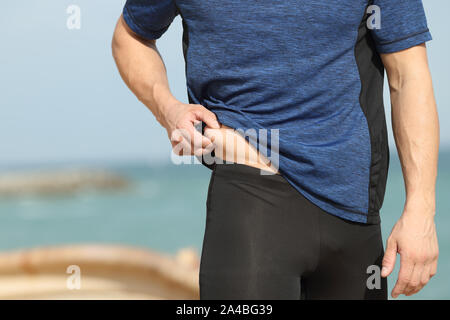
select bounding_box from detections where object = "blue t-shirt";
[122,0,432,224]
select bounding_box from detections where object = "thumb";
[194,107,220,129]
[381,238,397,278]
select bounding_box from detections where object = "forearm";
[384,45,439,216]
[111,15,178,127]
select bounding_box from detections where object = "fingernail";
[381,267,388,276]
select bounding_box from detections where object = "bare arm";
[111,15,219,155]
[380,43,439,298]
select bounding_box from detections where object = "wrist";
[403,194,436,218]
[151,83,179,128]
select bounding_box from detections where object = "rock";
[0,244,200,299]
[0,169,129,196]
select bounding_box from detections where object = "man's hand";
[382,204,439,298]
[161,101,220,156]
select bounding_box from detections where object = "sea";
[0,151,449,300]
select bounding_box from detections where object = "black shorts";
[199,163,387,300]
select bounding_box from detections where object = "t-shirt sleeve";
[369,0,432,53]
[122,0,179,40]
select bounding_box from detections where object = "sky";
[0,0,448,166]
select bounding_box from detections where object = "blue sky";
[0,1,448,166]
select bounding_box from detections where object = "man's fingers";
[430,243,439,278]
[192,127,215,150]
[382,238,397,277]
[172,123,215,156]
[420,264,431,288]
[194,146,215,157]
[172,136,214,156]
[430,260,438,278]
[391,254,414,298]
[193,107,220,129]
[193,135,216,157]
[171,137,192,156]
[404,263,424,296]
[168,104,221,156]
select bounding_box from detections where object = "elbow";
[111,15,128,61]
[111,24,121,60]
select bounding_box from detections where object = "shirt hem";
[122,7,167,40]
[376,29,432,54]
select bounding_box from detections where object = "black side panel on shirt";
[354,10,390,224]
[177,7,216,170]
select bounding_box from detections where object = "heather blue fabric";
[122,0,431,223]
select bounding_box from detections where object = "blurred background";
[0,1,448,299]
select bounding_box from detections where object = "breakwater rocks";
[0,169,129,196]
[0,244,200,299]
